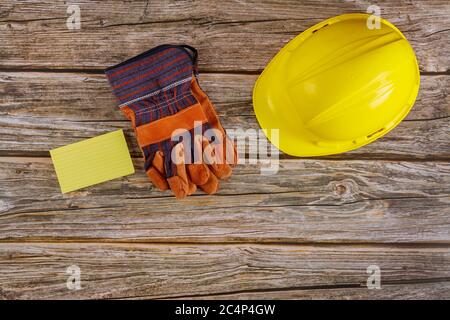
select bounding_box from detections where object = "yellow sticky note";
[50,129,135,193]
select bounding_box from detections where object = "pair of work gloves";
[106,45,237,198]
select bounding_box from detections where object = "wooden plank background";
[0,0,449,299]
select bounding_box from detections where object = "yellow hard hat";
[253,13,420,156]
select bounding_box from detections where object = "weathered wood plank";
[1,157,448,243]
[0,72,448,159]
[0,243,448,299]
[1,114,448,159]
[2,72,448,120]
[0,1,448,72]
[180,282,450,300]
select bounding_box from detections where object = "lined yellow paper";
[50,130,135,193]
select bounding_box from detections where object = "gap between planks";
[0,68,449,76]
[0,241,450,248]
[0,153,448,162]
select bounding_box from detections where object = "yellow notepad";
[50,129,135,193]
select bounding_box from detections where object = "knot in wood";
[330,179,358,200]
[335,184,347,195]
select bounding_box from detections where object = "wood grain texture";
[0,0,449,300]
[1,157,448,243]
[0,72,449,159]
[0,0,449,72]
[0,243,449,299]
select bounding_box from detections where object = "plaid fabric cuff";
[105,45,196,108]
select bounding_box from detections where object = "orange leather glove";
[146,46,239,195]
[106,45,224,198]
[191,78,238,178]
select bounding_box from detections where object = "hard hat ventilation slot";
[367,128,385,139]
[312,24,329,34]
